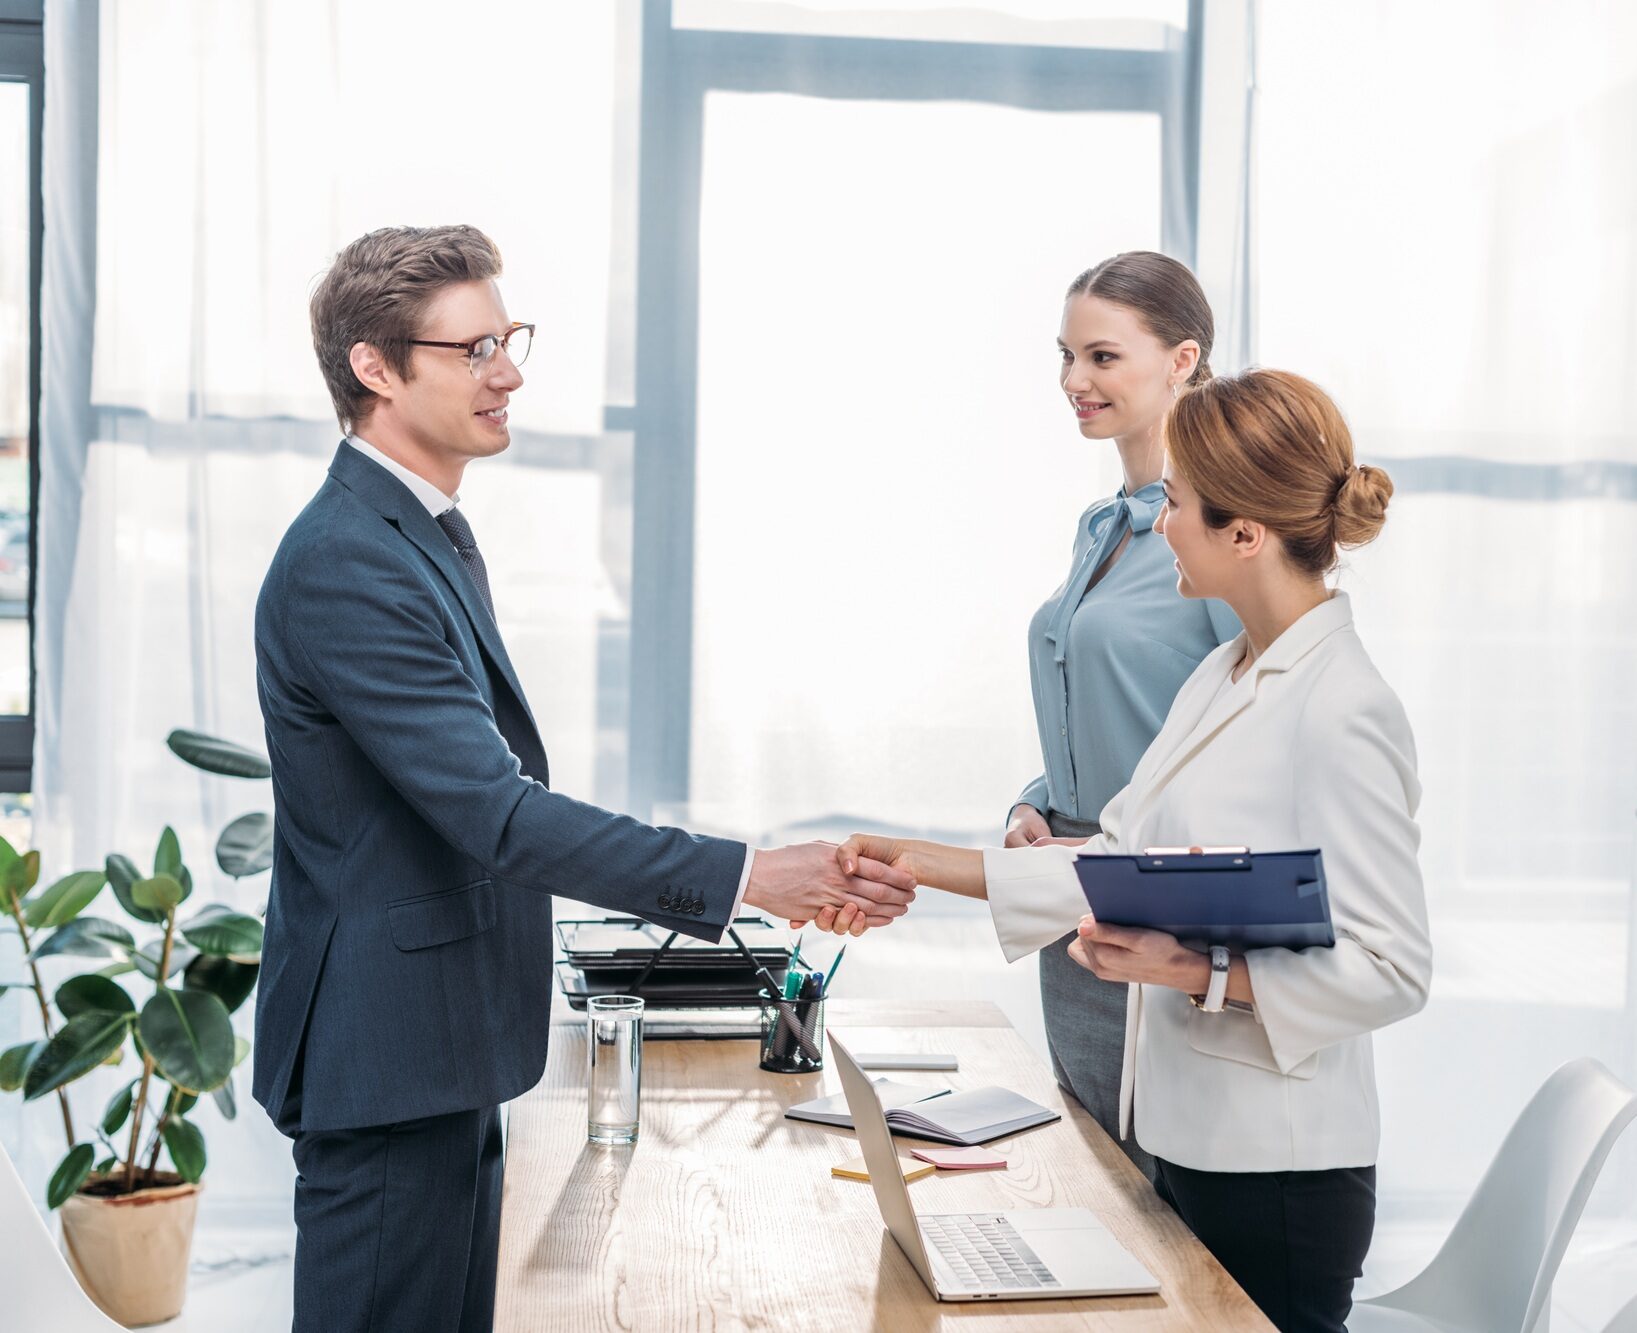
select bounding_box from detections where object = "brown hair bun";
[1164,369,1392,576]
[1332,464,1393,548]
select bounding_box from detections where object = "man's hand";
[1004,803,1050,848]
[743,841,916,938]
[1065,913,1204,990]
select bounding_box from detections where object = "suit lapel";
[1122,645,1252,830]
[1122,593,1358,834]
[327,445,538,731]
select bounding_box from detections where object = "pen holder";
[757,989,825,1073]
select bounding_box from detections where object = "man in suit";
[252,224,915,1332]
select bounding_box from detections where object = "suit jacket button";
[659,894,671,910]
[694,902,706,915]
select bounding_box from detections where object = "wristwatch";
[1189,946,1231,1013]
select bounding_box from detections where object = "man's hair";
[309,225,503,431]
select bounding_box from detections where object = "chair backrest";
[0,1141,125,1331]
[1375,1058,1637,1333]
[1602,1292,1637,1333]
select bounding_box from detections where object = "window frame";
[0,2,44,794]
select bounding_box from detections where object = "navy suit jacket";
[252,444,745,1133]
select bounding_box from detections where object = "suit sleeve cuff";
[983,845,1088,963]
[730,846,755,920]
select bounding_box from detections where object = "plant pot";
[58,1172,202,1327]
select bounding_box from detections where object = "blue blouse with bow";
[1017,481,1240,826]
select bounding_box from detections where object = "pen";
[783,968,802,1000]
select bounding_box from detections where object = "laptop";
[829,1032,1161,1302]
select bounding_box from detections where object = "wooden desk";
[495,1000,1272,1331]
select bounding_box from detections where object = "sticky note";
[909,1145,1008,1170]
[831,1153,936,1183]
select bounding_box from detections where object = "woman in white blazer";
[826,369,1433,1333]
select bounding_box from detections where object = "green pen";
[782,967,802,1000]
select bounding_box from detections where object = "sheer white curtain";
[1254,0,1637,1296]
[21,0,622,1209]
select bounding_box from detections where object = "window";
[624,1,1207,839]
[0,3,41,796]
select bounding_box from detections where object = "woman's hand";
[790,835,920,936]
[1066,913,1207,991]
[1004,803,1050,848]
[1029,835,1090,848]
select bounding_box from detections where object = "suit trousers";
[291,1104,504,1333]
[1040,810,1155,1182]
[1154,1157,1376,1333]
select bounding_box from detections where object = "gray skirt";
[1039,810,1155,1182]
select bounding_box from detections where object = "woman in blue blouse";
[1006,252,1239,1179]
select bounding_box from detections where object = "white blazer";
[985,592,1432,1173]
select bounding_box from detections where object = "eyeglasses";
[408,322,534,378]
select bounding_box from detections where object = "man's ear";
[349,342,395,400]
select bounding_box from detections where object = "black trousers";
[291,1104,504,1333]
[1154,1157,1375,1333]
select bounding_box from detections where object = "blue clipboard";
[1073,848,1335,950]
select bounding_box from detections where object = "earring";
[1170,381,1179,401]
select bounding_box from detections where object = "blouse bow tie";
[1044,482,1167,665]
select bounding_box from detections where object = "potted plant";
[0,818,263,1325]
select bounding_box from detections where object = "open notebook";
[786,1079,1059,1146]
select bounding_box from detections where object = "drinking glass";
[587,995,644,1144]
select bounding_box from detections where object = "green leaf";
[132,939,198,981]
[48,1144,96,1209]
[167,729,272,779]
[106,853,164,925]
[181,904,263,957]
[215,812,274,879]
[101,1078,139,1137]
[24,1012,133,1100]
[1,847,39,896]
[0,1040,43,1091]
[233,1035,251,1068]
[174,1087,199,1115]
[94,1154,117,1174]
[162,1117,206,1183]
[155,827,182,879]
[96,960,138,979]
[212,1075,237,1121]
[56,973,136,1019]
[29,916,136,962]
[183,954,259,1014]
[139,989,235,1093]
[22,871,107,930]
[132,874,184,913]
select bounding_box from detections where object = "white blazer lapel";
[1122,593,1358,834]
[1118,640,1247,832]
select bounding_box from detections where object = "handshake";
[739,835,923,938]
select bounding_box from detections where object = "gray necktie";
[435,507,496,624]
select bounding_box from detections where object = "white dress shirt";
[344,436,757,912]
[984,592,1432,1172]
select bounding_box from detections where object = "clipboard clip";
[1142,846,1250,855]
[1138,846,1251,871]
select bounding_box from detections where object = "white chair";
[1351,1058,1637,1333]
[1601,1292,1637,1333]
[0,1142,125,1331]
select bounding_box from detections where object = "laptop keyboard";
[920,1214,1062,1291]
